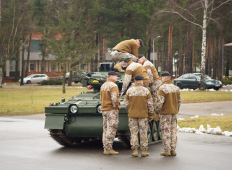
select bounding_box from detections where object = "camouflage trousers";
[160,114,177,152]
[128,117,148,151]
[102,110,119,151]
[150,80,162,119]
[110,51,137,63]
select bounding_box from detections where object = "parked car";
[173,73,222,90]
[19,74,49,84]
[59,71,82,84]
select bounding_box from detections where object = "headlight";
[70,105,78,114]
[97,105,102,113]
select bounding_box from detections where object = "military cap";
[138,55,145,59]
[108,71,118,76]
[135,75,144,80]
[138,39,143,47]
[161,72,171,77]
[123,57,131,62]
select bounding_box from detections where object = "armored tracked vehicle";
[44,62,162,147]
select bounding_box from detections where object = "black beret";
[138,39,143,47]
[108,71,118,76]
[135,75,144,80]
[138,55,144,59]
[161,72,171,77]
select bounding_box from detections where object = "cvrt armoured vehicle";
[44,62,162,147]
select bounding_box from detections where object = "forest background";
[0,0,232,87]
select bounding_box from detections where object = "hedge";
[222,77,232,85]
[41,80,62,85]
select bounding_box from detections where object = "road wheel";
[26,80,31,84]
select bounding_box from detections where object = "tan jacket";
[124,83,154,118]
[100,79,121,111]
[142,59,160,84]
[113,39,139,57]
[156,80,181,114]
[121,60,150,93]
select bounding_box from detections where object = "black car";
[173,73,222,90]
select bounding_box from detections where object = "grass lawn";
[180,90,232,103]
[0,86,88,116]
[178,115,232,131]
[0,87,232,116]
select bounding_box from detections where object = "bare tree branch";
[157,9,203,28]
[172,1,199,21]
[212,0,231,12]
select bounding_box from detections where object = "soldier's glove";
[148,115,153,122]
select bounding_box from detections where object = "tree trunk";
[155,45,159,70]
[200,0,208,90]
[68,70,72,86]
[217,33,223,81]
[162,43,166,71]
[186,25,192,73]
[14,49,19,82]
[25,33,32,77]
[20,37,25,86]
[168,25,173,76]
[0,62,2,87]
[205,36,209,75]
[178,46,183,76]
[213,37,217,79]
[62,63,66,94]
[208,33,213,77]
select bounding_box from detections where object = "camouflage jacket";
[113,39,139,57]
[142,59,160,84]
[100,79,121,111]
[155,80,181,114]
[124,82,154,118]
[121,60,150,93]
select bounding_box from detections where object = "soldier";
[114,61,127,73]
[100,71,121,155]
[124,75,154,157]
[120,57,150,97]
[155,72,181,156]
[137,55,162,118]
[110,39,143,63]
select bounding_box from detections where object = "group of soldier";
[100,39,181,157]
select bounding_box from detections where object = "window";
[41,63,46,72]
[10,60,16,71]
[30,62,36,71]
[29,40,41,52]
[51,63,56,71]
[182,74,189,79]
[189,75,196,79]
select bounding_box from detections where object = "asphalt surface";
[178,101,232,118]
[0,116,232,170]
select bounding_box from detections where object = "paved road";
[0,116,232,170]
[179,101,232,118]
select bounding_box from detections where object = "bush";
[41,80,62,85]
[222,77,232,85]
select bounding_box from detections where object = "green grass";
[0,86,88,116]
[180,91,232,103]
[0,88,232,116]
[178,115,232,131]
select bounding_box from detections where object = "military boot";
[160,151,171,156]
[171,151,177,156]
[104,149,119,155]
[132,149,138,157]
[141,150,149,157]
